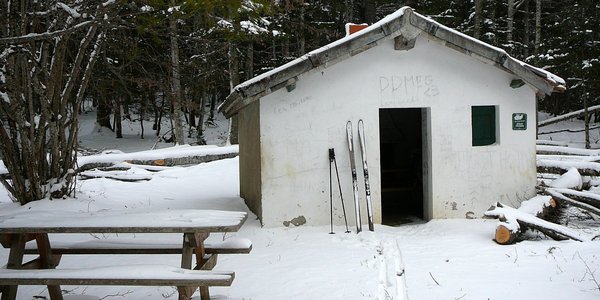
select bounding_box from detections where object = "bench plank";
[0,210,248,234]
[22,239,252,255]
[0,265,234,286]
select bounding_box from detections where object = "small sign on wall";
[512,113,527,130]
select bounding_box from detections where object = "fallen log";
[537,154,600,163]
[536,140,569,147]
[494,220,520,245]
[485,200,589,245]
[545,189,600,217]
[546,167,583,190]
[79,173,152,182]
[537,159,600,177]
[547,188,600,209]
[519,196,559,219]
[77,145,239,172]
[536,145,600,156]
[124,153,238,167]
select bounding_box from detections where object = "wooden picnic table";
[0,209,248,300]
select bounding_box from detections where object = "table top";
[0,209,247,234]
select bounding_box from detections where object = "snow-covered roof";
[219,6,566,118]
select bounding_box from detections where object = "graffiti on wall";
[379,74,439,106]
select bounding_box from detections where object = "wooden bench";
[14,238,252,276]
[0,209,250,300]
[0,264,234,286]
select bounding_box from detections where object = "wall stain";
[283,216,307,227]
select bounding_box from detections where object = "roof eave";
[220,7,565,118]
[219,9,413,118]
[408,11,565,96]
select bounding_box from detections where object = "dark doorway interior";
[379,108,424,225]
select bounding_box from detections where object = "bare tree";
[0,1,115,204]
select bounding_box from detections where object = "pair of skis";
[347,120,374,232]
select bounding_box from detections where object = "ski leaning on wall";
[358,119,374,231]
[347,121,362,233]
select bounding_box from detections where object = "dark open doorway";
[379,108,424,225]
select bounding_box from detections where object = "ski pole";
[331,149,350,233]
[329,148,335,234]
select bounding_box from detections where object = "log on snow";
[537,159,600,177]
[536,145,600,156]
[546,188,600,209]
[494,222,520,245]
[493,197,557,245]
[485,201,588,245]
[546,167,582,190]
[545,189,600,217]
[79,174,152,182]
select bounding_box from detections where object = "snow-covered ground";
[0,110,599,300]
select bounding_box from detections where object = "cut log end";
[549,198,558,208]
[495,224,518,245]
[153,159,166,166]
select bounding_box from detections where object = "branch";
[0,20,94,44]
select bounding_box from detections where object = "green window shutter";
[472,106,496,146]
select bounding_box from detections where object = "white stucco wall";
[256,33,537,227]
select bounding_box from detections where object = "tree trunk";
[188,89,197,135]
[507,0,515,45]
[97,92,113,130]
[298,0,306,55]
[534,0,542,54]
[246,41,254,80]
[345,0,354,23]
[196,90,207,145]
[584,93,590,149]
[523,0,531,56]
[227,41,240,145]
[208,91,217,126]
[114,96,123,139]
[140,92,145,140]
[361,0,376,24]
[474,0,484,39]
[169,15,185,145]
[156,90,166,136]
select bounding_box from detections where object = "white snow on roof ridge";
[232,6,564,95]
[233,7,409,92]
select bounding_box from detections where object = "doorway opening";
[379,108,425,225]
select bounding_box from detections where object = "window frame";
[471,105,497,147]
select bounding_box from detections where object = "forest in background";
[0,0,599,204]
[90,0,599,141]
[2,1,599,143]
